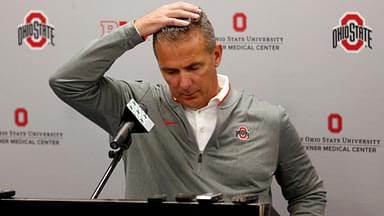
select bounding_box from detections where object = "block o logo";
[17,11,55,50]
[15,108,28,127]
[233,12,247,32]
[332,12,372,53]
[328,113,342,133]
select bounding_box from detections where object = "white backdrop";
[1,1,383,215]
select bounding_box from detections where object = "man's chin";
[174,94,205,109]
[178,99,200,109]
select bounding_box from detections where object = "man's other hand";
[134,1,201,38]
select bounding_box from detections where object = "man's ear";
[214,42,223,67]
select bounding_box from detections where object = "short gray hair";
[152,10,216,55]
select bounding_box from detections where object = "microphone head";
[121,99,154,133]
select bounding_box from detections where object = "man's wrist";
[133,19,148,41]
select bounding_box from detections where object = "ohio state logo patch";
[235,126,250,141]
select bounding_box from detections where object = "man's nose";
[179,72,192,90]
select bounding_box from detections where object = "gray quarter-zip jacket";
[49,21,326,215]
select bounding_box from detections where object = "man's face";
[154,29,222,109]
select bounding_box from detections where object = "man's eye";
[188,66,200,71]
[165,69,178,75]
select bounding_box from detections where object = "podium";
[0,198,279,215]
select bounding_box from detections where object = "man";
[50,2,326,215]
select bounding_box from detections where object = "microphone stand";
[90,122,134,199]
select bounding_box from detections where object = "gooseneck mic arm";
[90,147,124,199]
[90,122,133,200]
[90,99,154,199]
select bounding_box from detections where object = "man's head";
[153,10,223,109]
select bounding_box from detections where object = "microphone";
[196,192,223,204]
[110,99,154,150]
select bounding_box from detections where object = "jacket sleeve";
[49,21,150,136]
[274,107,327,216]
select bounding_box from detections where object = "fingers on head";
[168,1,201,14]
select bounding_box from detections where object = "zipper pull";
[198,152,203,163]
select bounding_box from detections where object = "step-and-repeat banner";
[1,1,383,215]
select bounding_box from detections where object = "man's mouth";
[181,91,198,99]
